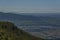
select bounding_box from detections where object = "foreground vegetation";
[0,21,43,40]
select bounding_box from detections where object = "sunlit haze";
[0,0,59,13]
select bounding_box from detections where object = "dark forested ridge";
[0,12,60,27]
[0,21,43,40]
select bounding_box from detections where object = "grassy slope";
[0,21,44,40]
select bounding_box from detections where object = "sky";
[0,0,59,13]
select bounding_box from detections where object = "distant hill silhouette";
[0,12,60,26]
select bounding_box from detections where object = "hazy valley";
[0,12,60,40]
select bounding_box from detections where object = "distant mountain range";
[19,13,60,17]
[0,12,60,27]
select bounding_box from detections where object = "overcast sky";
[0,0,59,13]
